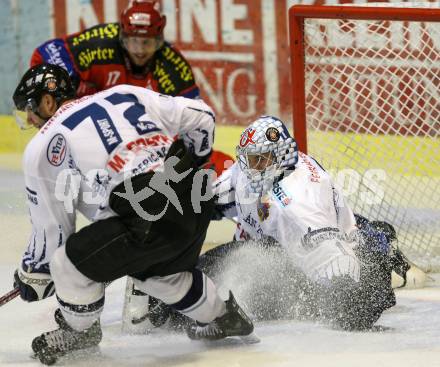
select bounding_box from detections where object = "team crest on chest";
[257,197,270,221]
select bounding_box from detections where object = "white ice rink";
[2,168,440,367]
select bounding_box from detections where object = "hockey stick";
[0,280,114,308]
[0,287,20,307]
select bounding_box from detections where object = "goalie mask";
[236,116,298,195]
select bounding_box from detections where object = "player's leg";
[134,270,257,342]
[31,215,156,364]
[32,243,106,365]
[117,138,221,333]
[121,240,249,334]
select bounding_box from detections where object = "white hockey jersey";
[21,85,215,273]
[215,152,360,283]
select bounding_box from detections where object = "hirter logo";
[47,134,67,166]
[239,128,256,148]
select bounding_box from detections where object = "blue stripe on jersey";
[181,87,200,99]
[105,92,161,135]
[62,102,122,154]
[187,106,215,122]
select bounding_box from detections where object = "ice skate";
[32,309,102,365]
[187,291,259,344]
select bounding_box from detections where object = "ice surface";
[2,168,440,366]
[2,269,440,367]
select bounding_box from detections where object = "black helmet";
[13,63,76,112]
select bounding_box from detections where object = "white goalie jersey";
[215,152,361,283]
[21,85,215,273]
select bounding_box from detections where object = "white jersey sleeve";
[21,133,76,273]
[174,97,215,161]
[130,88,215,160]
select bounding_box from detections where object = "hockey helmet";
[120,1,166,38]
[13,63,75,128]
[236,116,298,194]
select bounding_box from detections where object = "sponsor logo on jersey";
[44,41,69,72]
[77,47,116,69]
[107,134,173,173]
[154,60,177,94]
[151,46,196,95]
[162,46,195,82]
[95,118,120,148]
[71,23,119,47]
[26,186,38,205]
[299,152,321,183]
[243,212,258,228]
[272,183,291,207]
[239,128,256,148]
[301,227,345,251]
[47,134,67,166]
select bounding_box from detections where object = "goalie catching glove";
[13,267,55,302]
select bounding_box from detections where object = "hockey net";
[289,3,440,272]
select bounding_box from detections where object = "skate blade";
[239,332,260,344]
[33,346,102,365]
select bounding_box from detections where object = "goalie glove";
[13,267,55,302]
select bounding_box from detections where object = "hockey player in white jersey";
[11,63,255,365]
[197,116,409,330]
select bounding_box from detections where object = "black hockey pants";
[65,140,215,282]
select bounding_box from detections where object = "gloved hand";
[13,267,55,302]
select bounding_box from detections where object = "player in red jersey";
[31,1,199,99]
[30,0,232,176]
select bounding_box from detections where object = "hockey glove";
[13,267,55,302]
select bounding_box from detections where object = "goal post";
[289,3,440,273]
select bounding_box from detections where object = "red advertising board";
[52,0,292,125]
[53,0,412,126]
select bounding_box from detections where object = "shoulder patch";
[47,134,67,166]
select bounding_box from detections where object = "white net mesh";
[300,3,440,271]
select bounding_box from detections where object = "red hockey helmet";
[120,0,166,38]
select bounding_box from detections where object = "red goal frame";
[288,4,440,153]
